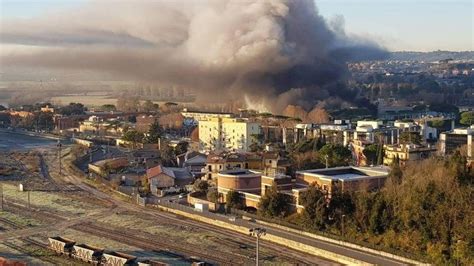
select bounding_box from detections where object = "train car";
[102,251,137,266]
[48,236,76,256]
[72,243,104,265]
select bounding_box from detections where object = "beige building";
[383,144,437,166]
[198,117,260,152]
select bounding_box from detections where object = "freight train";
[48,236,209,266]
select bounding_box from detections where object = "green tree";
[460,111,474,126]
[207,188,219,203]
[226,190,244,211]
[160,145,175,166]
[193,179,209,194]
[363,144,379,166]
[399,132,422,145]
[368,192,391,235]
[319,144,352,167]
[258,183,291,217]
[145,120,162,144]
[175,141,189,155]
[101,104,116,112]
[122,130,144,143]
[59,102,87,116]
[300,184,329,230]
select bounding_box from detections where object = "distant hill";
[389,51,474,62]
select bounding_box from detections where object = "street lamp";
[249,227,266,266]
[341,214,346,237]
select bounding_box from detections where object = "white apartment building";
[199,117,260,152]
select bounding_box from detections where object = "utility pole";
[57,140,62,175]
[325,155,329,168]
[27,190,30,209]
[249,227,266,266]
[0,184,3,211]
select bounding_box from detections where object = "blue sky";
[1,0,472,51]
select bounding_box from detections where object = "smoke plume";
[0,0,387,112]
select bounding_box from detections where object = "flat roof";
[219,169,261,176]
[297,166,389,181]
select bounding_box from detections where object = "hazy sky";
[1,0,473,52]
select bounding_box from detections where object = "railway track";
[141,207,320,264]
[3,237,66,265]
[3,199,67,223]
[73,222,247,265]
[0,217,26,230]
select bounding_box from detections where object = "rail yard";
[0,133,336,265]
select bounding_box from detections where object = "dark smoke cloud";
[0,0,387,112]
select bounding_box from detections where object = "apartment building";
[198,117,260,152]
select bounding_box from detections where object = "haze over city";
[0,1,473,265]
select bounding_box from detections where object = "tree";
[460,111,474,126]
[258,183,291,217]
[175,141,189,155]
[31,112,54,131]
[59,102,86,116]
[299,184,329,230]
[367,192,392,235]
[128,115,137,123]
[122,130,144,144]
[207,188,219,203]
[226,190,244,211]
[193,179,209,194]
[388,157,403,185]
[319,144,352,167]
[399,132,422,145]
[142,100,156,112]
[101,104,116,112]
[145,120,162,144]
[160,144,176,167]
[362,144,379,166]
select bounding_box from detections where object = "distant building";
[439,126,474,161]
[198,117,260,152]
[181,109,234,121]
